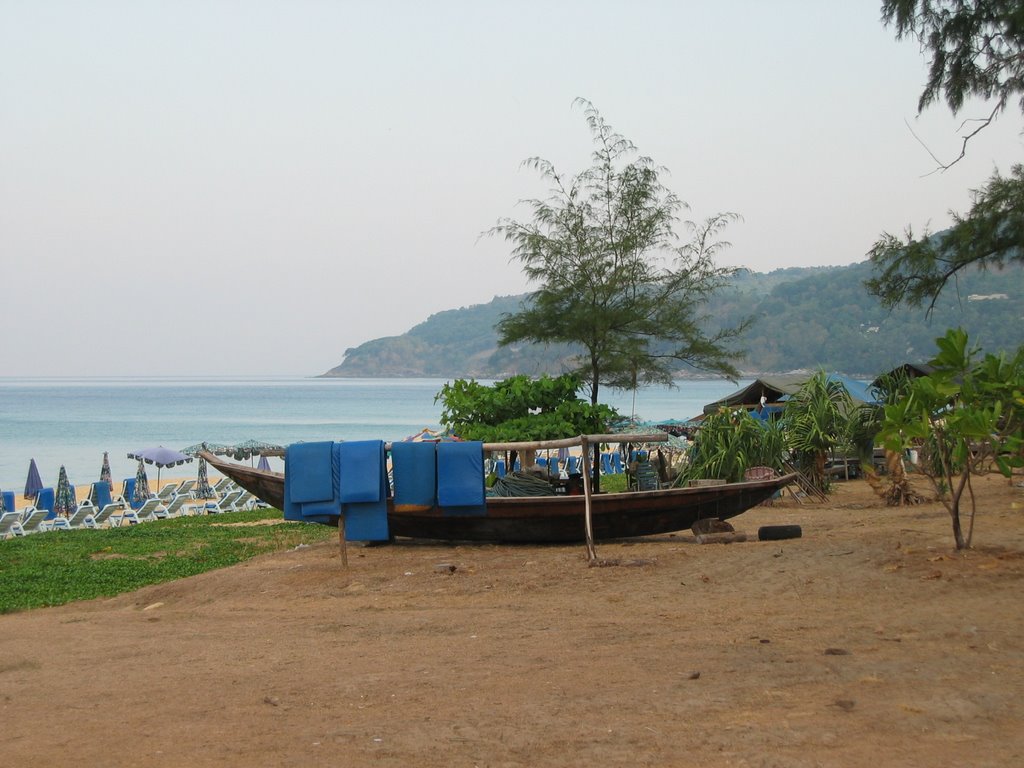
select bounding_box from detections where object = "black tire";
[758,524,802,541]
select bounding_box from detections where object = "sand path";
[2,474,1022,767]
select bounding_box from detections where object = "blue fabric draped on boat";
[391,441,437,508]
[284,440,390,540]
[284,441,338,524]
[334,441,389,541]
[436,441,486,516]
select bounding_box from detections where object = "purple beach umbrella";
[257,455,272,472]
[128,446,192,494]
[24,458,43,500]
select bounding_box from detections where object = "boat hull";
[200,451,793,543]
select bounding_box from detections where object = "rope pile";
[487,471,555,497]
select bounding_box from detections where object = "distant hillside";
[321,262,1024,378]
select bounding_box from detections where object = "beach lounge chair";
[2,490,16,516]
[175,480,196,497]
[0,511,22,539]
[153,495,190,519]
[11,509,50,536]
[233,491,256,511]
[197,489,244,514]
[52,503,96,530]
[88,482,115,510]
[35,487,56,519]
[212,478,234,495]
[122,498,163,525]
[157,482,180,500]
[84,503,123,529]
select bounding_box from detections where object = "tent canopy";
[702,373,877,414]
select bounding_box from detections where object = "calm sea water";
[0,377,745,491]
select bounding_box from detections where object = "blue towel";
[287,442,334,503]
[36,487,55,518]
[437,441,486,516]
[495,459,506,478]
[612,453,623,474]
[285,441,338,524]
[334,441,389,541]
[601,453,612,475]
[2,490,14,514]
[336,441,383,503]
[122,478,136,505]
[91,482,113,510]
[391,441,437,508]
[566,455,579,475]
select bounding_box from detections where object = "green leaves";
[876,327,1024,548]
[435,374,618,442]
[490,100,745,405]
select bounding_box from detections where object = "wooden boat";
[200,443,795,544]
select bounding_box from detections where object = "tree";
[491,100,746,408]
[435,374,617,443]
[782,371,854,492]
[851,370,926,505]
[876,328,1024,549]
[682,408,786,484]
[866,1,1024,309]
[866,165,1024,311]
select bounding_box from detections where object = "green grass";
[0,509,335,614]
[600,473,629,493]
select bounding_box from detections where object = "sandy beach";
[1,472,1022,767]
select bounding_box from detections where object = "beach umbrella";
[403,428,462,443]
[24,458,43,500]
[257,455,272,472]
[180,442,226,500]
[231,440,283,463]
[132,459,151,504]
[99,451,113,490]
[54,465,77,518]
[193,456,215,499]
[127,446,192,494]
[180,442,232,457]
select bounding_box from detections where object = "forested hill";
[321,262,1024,378]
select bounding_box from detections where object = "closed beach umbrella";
[24,458,43,500]
[257,455,272,472]
[100,451,113,490]
[54,465,77,518]
[132,459,151,504]
[180,442,224,500]
[181,441,232,458]
[193,456,215,499]
[127,446,192,494]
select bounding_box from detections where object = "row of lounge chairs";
[0,479,265,539]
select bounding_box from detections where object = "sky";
[2,1,1022,377]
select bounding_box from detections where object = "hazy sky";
[3,1,1021,377]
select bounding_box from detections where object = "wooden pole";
[580,436,597,562]
[338,513,349,568]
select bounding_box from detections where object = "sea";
[0,376,747,492]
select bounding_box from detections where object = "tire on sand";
[758,524,802,541]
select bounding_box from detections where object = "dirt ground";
[2,473,1023,767]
